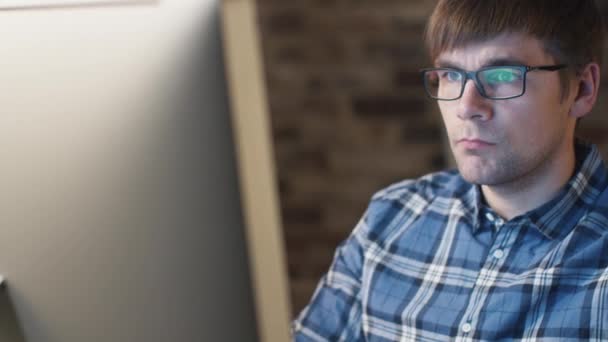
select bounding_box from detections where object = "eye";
[483,68,522,84]
[441,70,463,82]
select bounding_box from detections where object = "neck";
[481,141,576,220]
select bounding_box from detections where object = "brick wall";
[255,0,608,316]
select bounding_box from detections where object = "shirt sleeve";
[291,210,370,341]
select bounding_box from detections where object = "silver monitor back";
[0,1,276,341]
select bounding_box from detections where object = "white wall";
[0,1,258,341]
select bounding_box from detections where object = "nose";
[457,79,493,121]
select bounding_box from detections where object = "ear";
[569,62,601,119]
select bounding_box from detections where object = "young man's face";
[435,34,578,187]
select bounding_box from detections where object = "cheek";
[438,104,457,134]
[495,102,553,148]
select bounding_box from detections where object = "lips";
[457,138,496,149]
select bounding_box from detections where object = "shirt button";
[493,249,505,259]
[461,323,472,333]
[485,212,495,222]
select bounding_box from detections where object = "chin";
[458,165,521,186]
[459,171,488,185]
[456,163,500,185]
[453,151,511,185]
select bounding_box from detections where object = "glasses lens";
[423,69,463,100]
[478,67,524,99]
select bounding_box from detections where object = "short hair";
[425,0,605,96]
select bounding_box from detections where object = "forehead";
[434,33,554,68]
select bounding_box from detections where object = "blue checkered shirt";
[293,142,608,341]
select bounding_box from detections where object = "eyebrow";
[435,57,528,69]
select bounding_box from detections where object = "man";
[292,0,608,340]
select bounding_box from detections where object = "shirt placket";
[455,213,519,342]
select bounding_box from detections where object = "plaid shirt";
[293,142,608,341]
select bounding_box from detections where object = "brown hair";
[425,0,605,96]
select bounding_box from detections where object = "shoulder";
[371,169,470,206]
[361,169,471,237]
[582,186,608,236]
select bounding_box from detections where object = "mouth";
[456,138,496,150]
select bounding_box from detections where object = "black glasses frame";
[420,64,568,101]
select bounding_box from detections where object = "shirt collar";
[464,141,608,240]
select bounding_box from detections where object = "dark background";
[256,0,608,315]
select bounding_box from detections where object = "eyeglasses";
[420,64,568,100]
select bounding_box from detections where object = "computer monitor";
[0,0,290,341]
